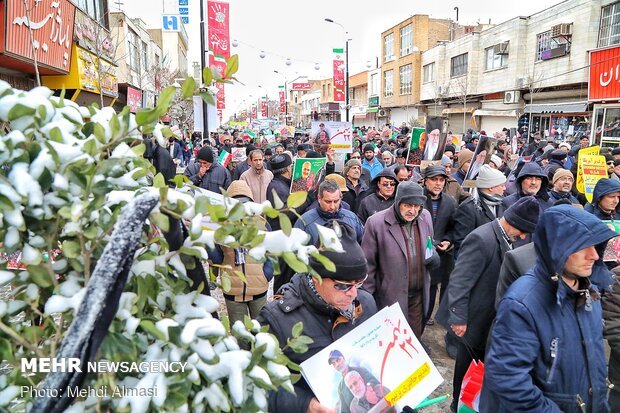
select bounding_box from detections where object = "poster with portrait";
[290,157,327,193]
[406,117,448,166]
[602,221,620,262]
[311,121,353,153]
[462,136,498,186]
[231,147,247,162]
[300,303,443,412]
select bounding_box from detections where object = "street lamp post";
[325,18,349,122]
[274,70,288,126]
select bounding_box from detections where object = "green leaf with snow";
[153,172,166,188]
[139,320,167,341]
[279,213,292,236]
[287,191,307,209]
[61,239,81,259]
[7,103,35,121]
[309,252,335,273]
[282,252,306,273]
[292,322,303,338]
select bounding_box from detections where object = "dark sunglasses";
[381,181,396,187]
[333,275,368,292]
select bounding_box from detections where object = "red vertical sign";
[261,100,268,117]
[333,59,345,102]
[589,46,620,101]
[207,1,230,59]
[251,105,257,119]
[209,55,226,109]
[279,90,286,113]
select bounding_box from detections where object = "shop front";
[441,105,478,134]
[0,0,76,85]
[589,45,620,148]
[319,102,340,122]
[42,44,117,107]
[522,101,590,143]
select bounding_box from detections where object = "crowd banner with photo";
[463,136,498,187]
[300,303,443,412]
[576,145,600,193]
[602,221,620,262]
[311,121,353,153]
[290,157,326,193]
[423,117,448,161]
[231,147,247,162]
[580,154,608,203]
[406,127,426,166]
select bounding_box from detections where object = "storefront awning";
[353,113,367,119]
[442,107,476,115]
[523,101,588,114]
[366,107,379,113]
[472,109,519,117]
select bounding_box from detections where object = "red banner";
[209,55,226,109]
[251,105,257,119]
[589,46,620,101]
[333,59,345,102]
[261,100,267,117]
[279,90,286,113]
[127,87,142,113]
[207,1,230,59]
[5,0,76,74]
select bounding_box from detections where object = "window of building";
[450,53,468,78]
[399,64,412,95]
[599,2,620,47]
[384,33,394,61]
[423,63,435,83]
[384,70,393,97]
[127,29,139,71]
[370,73,379,96]
[76,0,108,28]
[400,24,413,56]
[535,30,569,61]
[485,43,509,70]
[141,41,148,71]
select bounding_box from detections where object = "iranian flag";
[218,150,232,167]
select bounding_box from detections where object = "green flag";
[409,127,425,151]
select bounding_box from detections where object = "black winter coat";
[437,219,510,350]
[184,161,231,193]
[452,196,504,258]
[257,274,377,412]
[424,191,457,284]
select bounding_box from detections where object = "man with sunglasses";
[257,223,377,413]
[357,169,398,223]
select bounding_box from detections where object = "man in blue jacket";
[584,177,620,220]
[361,143,384,179]
[294,180,364,245]
[481,205,616,413]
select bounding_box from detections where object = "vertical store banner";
[261,100,268,117]
[207,1,230,59]
[332,58,345,102]
[251,105,257,119]
[279,90,286,113]
[4,0,76,73]
[209,55,226,109]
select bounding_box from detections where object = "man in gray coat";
[362,181,439,338]
[438,196,540,412]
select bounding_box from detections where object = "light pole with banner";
[274,70,288,126]
[325,18,350,122]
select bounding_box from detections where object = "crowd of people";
[159,124,620,413]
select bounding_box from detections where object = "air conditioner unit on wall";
[378,109,387,117]
[437,85,447,95]
[551,23,572,37]
[516,77,530,89]
[504,90,520,104]
[495,41,509,55]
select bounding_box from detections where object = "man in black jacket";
[184,147,231,193]
[421,166,457,325]
[356,169,398,223]
[438,196,540,412]
[257,224,377,413]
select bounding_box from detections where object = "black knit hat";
[503,196,540,233]
[423,165,448,179]
[363,143,374,153]
[196,147,214,163]
[613,147,620,156]
[309,222,367,281]
[550,149,567,161]
[270,154,292,170]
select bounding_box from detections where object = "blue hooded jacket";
[481,205,615,413]
[584,178,620,221]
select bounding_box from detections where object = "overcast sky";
[120,0,563,117]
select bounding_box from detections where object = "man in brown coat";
[362,181,439,338]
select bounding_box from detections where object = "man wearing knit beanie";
[184,146,232,193]
[452,149,474,184]
[548,169,578,204]
[452,165,506,257]
[257,222,377,412]
[343,158,369,212]
[439,195,540,412]
[362,181,439,338]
